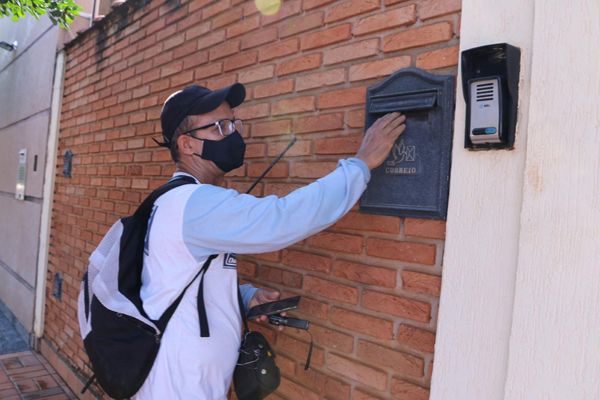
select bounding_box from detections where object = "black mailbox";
[360,68,455,220]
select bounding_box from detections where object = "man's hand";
[355,112,407,169]
[248,288,285,328]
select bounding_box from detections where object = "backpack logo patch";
[223,253,237,269]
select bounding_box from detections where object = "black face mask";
[193,131,246,173]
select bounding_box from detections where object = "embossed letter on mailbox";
[360,68,455,220]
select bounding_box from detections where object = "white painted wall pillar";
[433,1,600,399]
[504,1,600,398]
[430,1,535,399]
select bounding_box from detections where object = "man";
[134,83,406,399]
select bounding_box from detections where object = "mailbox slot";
[360,67,455,220]
[368,90,438,114]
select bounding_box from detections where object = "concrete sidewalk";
[0,351,77,399]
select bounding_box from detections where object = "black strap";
[237,285,249,334]
[195,254,218,337]
[134,175,196,219]
[157,254,216,333]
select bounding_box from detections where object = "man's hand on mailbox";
[355,112,406,170]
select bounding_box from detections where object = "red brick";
[349,56,412,82]
[209,39,240,61]
[226,15,260,38]
[259,38,299,62]
[268,140,312,157]
[303,276,358,304]
[258,265,302,288]
[390,378,429,400]
[224,50,258,71]
[290,161,338,179]
[294,113,343,134]
[397,324,436,353]
[296,68,345,92]
[334,212,401,234]
[416,45,459,70]
[311,324,354,353]
[324,0,379,23]
[241,27,278,50]
[263,183,304,197]
[366,237,436,265]
[277,54,322,76]
[245,143,267,158]
[196,30,225,49]
[401,270,441,296]
[203,0,228,19]
[272,96,316,116]
[420,0,461,20]
[253,80,294,99]
[300,24,351,50]
[331,260,396,288]
[362,290,431,322]
[329,308,394,340]
[278,334,325,366]
[383,22,453,52]
[324,39,379,65]
[282,249,332,273]
[324,377,351,400]
[235,102,270,121]
[280,11,324,38]
[204,73,238,90]
[278,377,319,400]
[250,251,281,262]
[247,162,288,178]
[238,64,275,84]
[237,259,257,277]
[357,340,424,377]
[260,0,301,26]
[307,231,363,253]
[315,135,361,155]
[325,353,387,390]
[211,6,242,29]
[194,62,223,80]
[303,0,336,10]
[318,87,366,109]
[354,4,416,36]
[185,22,212,41]
[252,119,292,137]
[353,388,386,400]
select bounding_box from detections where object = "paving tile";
[22,386,65,399]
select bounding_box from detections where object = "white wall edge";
[33,50,65,340]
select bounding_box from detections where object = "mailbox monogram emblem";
[386,140,418,175]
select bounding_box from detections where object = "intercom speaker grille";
[475,81,497,102]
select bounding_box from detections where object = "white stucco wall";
[430,1,534,398]
[504,1,600,398]
[432,1,600,399]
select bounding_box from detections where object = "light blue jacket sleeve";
[182,157,370,257]
[239,284,257,314]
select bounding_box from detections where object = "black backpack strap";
[237,285,250,334]
[119,175,197,320]
[156,254,217,333]
[195,254,218,337]
[134,175,196,219]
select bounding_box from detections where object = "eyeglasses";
[181,119,243,137]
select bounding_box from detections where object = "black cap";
[158,83,246,147]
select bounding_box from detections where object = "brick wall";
[46,0,460,398]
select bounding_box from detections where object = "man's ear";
[176,133,199,156]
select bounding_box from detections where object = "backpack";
[77,175,209,399]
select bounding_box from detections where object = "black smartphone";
[247,296,301,319]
